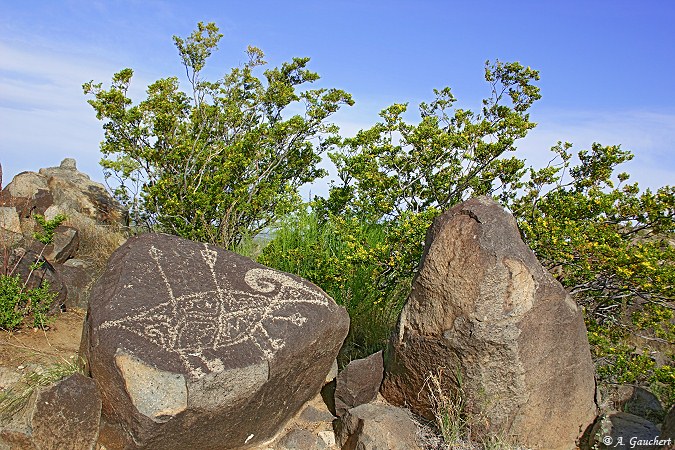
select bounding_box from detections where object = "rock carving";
[100,243,330,379]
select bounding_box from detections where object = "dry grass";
[63,212,126,270]
[0,357,84,420]
[421,368,527,450]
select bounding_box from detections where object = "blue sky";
[1,0,674,196]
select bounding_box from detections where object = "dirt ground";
[0,310,85,378]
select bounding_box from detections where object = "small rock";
[0,373,101,450]
[334,402,421,450]
[31,373,101,450]
[63,258,93,270]
[299,404,335,424]
[335,351,383,417]
[318,430,336,448]
[586,412,661,450]
[59,158,77,170]
[42,225,79,264]
[276,428,324,449]
[0,206,21,234]
[0,206,22,247]
[326,359,338,384]
[54,263,95,310]
[624,387,665,424]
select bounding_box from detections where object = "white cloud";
[0,40,162,185]
[518,109,675,190]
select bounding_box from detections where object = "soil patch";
[0,310,84,374]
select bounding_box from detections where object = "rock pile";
[3,159,670,450]
[0,158,126,310]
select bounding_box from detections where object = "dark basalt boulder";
[80,232,350,449]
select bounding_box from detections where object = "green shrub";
[0,274,57,330]
[0,214,64,330]
[0,274,24,330]
[257,208,411,364]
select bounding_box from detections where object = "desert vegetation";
[81,22,674,412]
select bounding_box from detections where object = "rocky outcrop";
[81,232,349,449]
[0,158,126,311]
[334,351,384,417]
[380,196,597,449]
[1,158,125,225]
[334,402,421,450]
[0,373,102,450]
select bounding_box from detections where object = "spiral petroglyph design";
[100,243,331,379]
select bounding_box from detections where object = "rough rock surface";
[624,387,665,424]
[0,373,101,450]
[0,206,21,234]
[334,402,421,450]
[0,206,22,247]
[380,196,597,449]
[42,225,79,264]
[662,405,675,443]
[81,232,349,449]
[54,263,95,310]
[335,351,384,417]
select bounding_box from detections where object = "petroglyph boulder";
[380,196,597,450]
[81,232,349,449]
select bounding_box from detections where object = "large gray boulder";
[80,233,349,449]
[380,196,597,450]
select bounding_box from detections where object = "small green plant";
[33,214,67,245]
[0,273,57,330]
[0,357,84,420]
[0,274,25,330]
[0,214,65,330]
